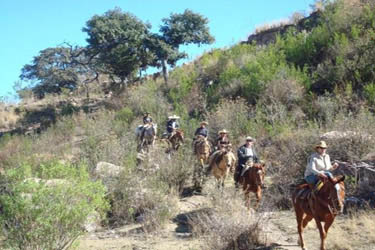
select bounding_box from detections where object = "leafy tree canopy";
[20,46,86,98]
[160,9,215,48]
[83,8,151,82]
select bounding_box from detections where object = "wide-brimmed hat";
[315,140,328,149]
[218,129,228,134]
[246,136,255,142]
[143,112,150,115]
[200,121,208,126]
[168,115,180,119]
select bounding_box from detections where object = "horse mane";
[214,151,225,165]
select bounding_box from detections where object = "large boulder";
[94,162,122,189]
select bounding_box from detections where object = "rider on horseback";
[140,112,153,141]
[193,121,209,154]
[215,129,230,151]
[166,115,180,139]
[234,136,259,188]
[143,112,153,125]
[206,129,231,174]
[305,141,339,193]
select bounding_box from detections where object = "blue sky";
[0,0,315,98]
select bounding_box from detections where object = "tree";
[83,8,152,88]
[156,9,215,84]
[20,46,87,99]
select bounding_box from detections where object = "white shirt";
[244,147,254,157]
[304,152,333,177]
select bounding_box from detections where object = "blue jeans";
[305,171,333,184]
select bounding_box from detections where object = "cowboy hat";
[168,115,180,119]
[315,140,328,149]
[200,121,208,125]
[246,136,255,142]
[218,129,228,134]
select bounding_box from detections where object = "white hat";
[168,115,180,119]
[246,136,255,141]
[315,140,328,149]
[218,129,228,134]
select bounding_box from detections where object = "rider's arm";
[194,128,200,136]
[238,146,246,160]
[309,157,325,175]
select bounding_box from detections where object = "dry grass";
[254,18,291,34]
[327,211,375,250]
[0,105,19,131]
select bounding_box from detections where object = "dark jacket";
[237,144,258,166]
[167,120,179,133]
[143,116,153,124]
[194,127,208,138]
[215,136,230,148]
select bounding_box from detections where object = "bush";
[0,161,108,250]
[206,98,251,144]
[109,162,178,231]
[189,185,267,250]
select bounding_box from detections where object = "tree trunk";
[162,59,169,86]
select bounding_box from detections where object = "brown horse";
[292,175,346,250]
[194,136,211,166]
[210,150,236,189]
[238,162,265,209]
[169,129,184,151]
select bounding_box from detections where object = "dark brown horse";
[292,175,346,250]
[169,129,184,151]
[238,162,265,209]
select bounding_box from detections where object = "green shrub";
[114,107,134,124]
[364,83,375,106]
[0,162,108,250]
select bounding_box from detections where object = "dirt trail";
[77,194,208,250]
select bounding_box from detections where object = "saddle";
[240,160,254,176]
[295,180,324,200]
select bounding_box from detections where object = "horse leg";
[314,219,326,250]
[245,190,251,209]
[294,204,306,250]
[323,216,334,245]
[255,186,262,209]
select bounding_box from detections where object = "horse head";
[320,175,346,214]
[176,129,184,142]
[253,162,266,186]
[170,129,184,150]
[223,151,236,173]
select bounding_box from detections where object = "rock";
[94,161,121,178]
[94,162,122,189]
[84,211,102,232]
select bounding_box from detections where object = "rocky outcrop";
[244,11,322,46]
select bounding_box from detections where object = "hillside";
[1,0,375,249]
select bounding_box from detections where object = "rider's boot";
[308,183,316,199]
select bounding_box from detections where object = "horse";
[135,123,157,152]
[194,136,211,166]
[292,175,346,250]
[168,129,184,151]
[193,136,212,189]
[209,150,236,189]
[238,161,265,209]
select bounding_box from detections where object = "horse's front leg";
[255,186,262,209]
[314,219,326,250]
[323,215,334,235]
